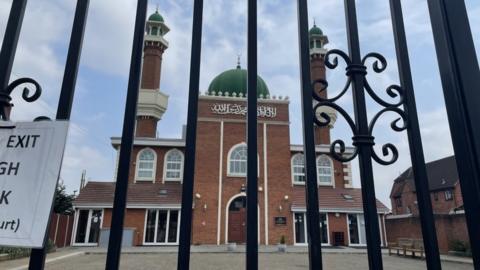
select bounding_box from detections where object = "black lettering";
[8,162,19,175]
[10,220,15,230]
[31,135,40,148]
[0,190,11,205]
[6,136,15,148]
[15,135,25,148]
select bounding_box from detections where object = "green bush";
[0,239,56,260]
[449,240,470,253]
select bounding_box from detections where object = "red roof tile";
[291,187,390,213]
[74,181,182,207]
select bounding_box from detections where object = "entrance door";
[74,209,102,245]
[228,196,246,243]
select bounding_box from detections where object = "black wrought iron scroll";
[313,50,407,165]
[311,1,408,269]
[0,78,42,121]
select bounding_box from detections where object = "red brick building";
[386,156,469,253]
[390,156,463,216]
[71,11,389,247]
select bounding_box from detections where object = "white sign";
[0,121,69,248]
[210,103,277,118]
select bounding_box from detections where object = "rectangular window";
[395,197,402,207]
[445,190,453,201]
[144,209,180,244]
[294,212,328,245]
[434,192,438,201]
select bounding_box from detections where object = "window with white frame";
[291,154,305,184]
[144,209,180,244]
[317,155,333,185]
[136,148,156,181]
[164,149,183,181]
[228,144,248,176]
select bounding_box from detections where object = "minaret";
[136,8,170,138]
[309,22,336,145]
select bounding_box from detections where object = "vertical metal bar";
[343,0,383,269]
[28,1,89,269]
[296,1,323,269]
[177,0,203,269]
[427,0,480,268]
[105,0,147,269]
[0,0,27,90]
[246,0,258,269]
[388,1,442,269]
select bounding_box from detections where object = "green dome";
[208,66,270,98]
[309,24,323,36]
[149,10,164,22]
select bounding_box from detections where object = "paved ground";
[1,252,473,270]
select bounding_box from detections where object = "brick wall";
[385,214,469,253]
[136,116,158,138]
[391,181,463,216]
[141,45,165,90]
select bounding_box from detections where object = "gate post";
[177,0,204,269]
[246,0,259,269]
[296,1,324,269]
[105,0,147,269]
[29,1,90,269]
[427,0,480,268]
[389,1,442,269]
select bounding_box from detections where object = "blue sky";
[0,0,479,207]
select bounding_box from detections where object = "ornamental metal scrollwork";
[312,49,408,166]
[0,77,42,121]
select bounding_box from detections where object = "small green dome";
[149,10,164,22]
[208,66,270,98]
[309,24,323,36]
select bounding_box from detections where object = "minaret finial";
[313,18,316,26]
[156,4,159,12]
[236,54,241,69]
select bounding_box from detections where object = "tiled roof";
[291,187,390,213]
[74,181,182,207]
[391,155,459,196]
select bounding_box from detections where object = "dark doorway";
[228,196,247,243]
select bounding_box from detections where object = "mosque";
[72,9,389,247]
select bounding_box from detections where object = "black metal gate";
[1,0,479,270]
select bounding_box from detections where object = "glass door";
[74,209,102,245]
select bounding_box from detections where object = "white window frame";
[227,143,248,177]
[291,153,306,185]
[163,149,184,182]
[317,155,334,186]
[143,209,181,246]
[72,208,104,247]
[444,190,453,201]
[135,148,157,182]
[293,212,330,246]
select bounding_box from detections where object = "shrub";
[0,239,56,260]
[279,235,286,245]
[449,240,469,253]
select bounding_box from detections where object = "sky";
[0,0,479,208]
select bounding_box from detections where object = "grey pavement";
[0,246,473,270]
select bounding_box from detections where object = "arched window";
[317,155,333,186]
[164,149,184,181]
[136,148,156,181]
[151,26,158,36]
[228,144,248,176]
[291,154,305,184]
